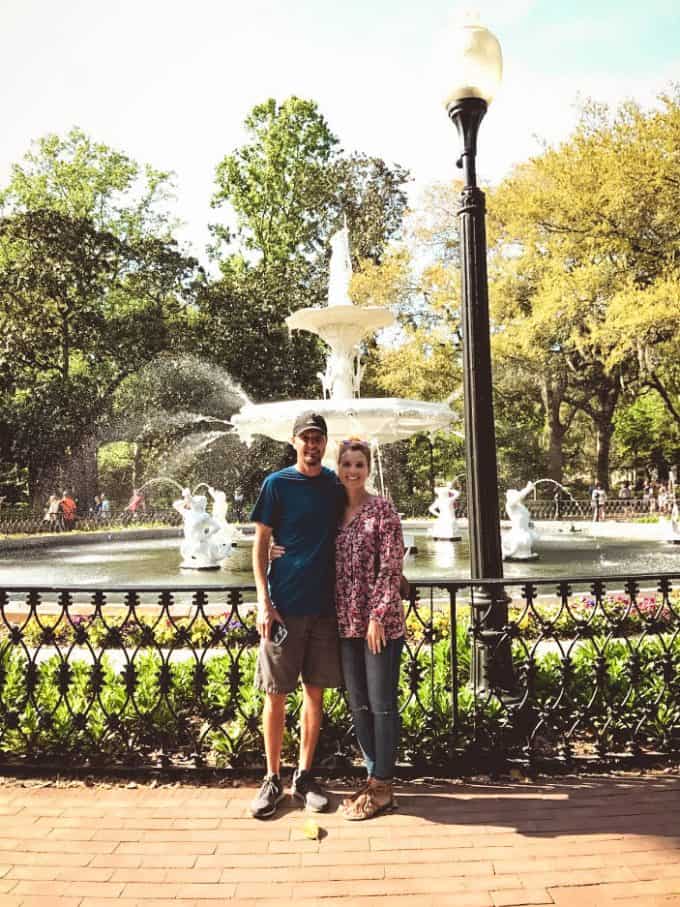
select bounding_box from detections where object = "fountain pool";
[2,523,678,587]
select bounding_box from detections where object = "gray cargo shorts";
[255,614,343,694]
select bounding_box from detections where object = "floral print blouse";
[335,496,406,640]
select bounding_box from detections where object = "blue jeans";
[340,636,404,780]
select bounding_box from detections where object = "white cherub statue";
[502,481,539,560]
[207,486,229,528]
[173,492,233,569]
[428,482,461,540]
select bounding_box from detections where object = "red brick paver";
[0,773,678,906]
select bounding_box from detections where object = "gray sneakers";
[251,770,329,819]
[250,773,285,819]
[291,769,329,812]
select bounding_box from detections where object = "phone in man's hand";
[270,621,288,645]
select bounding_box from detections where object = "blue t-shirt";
[250,466,345,617]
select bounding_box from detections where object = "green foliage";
[201,96,409,402]
[97,442,135,502]
[2,599,678,766]
[488,89,680,485]
[0,128,199,505]
[0,126,177,241]
[212,97,339,266]
[612,392,680,470]
[383,433,465,517]
[191,269,327,401]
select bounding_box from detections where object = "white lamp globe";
[444,21,503,108]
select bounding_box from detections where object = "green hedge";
[1,615,679,768]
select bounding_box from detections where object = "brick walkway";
[0,773,679,906]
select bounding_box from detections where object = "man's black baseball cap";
[292,411,328,437]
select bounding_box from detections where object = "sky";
[1,0,678,262]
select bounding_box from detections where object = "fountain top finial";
[327,222,353,308]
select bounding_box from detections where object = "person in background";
[233,488,244,522]
[618,481,632,517]
[100,493,111,519]
[43,494,60,529]
[59,490,77,531]
[591,482,606,522]
[125,489,146,518]
[553,489,563,520]
[649,482,658,514]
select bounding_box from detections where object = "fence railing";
[0,508,183,536]
[1,572,678,774]
[452,498,663,521]
[0,498,666,537]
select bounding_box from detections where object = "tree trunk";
[62,434,99,511]
[28,463,55,510]
[539,374,572,484]
[594,417,615,490]
[131,442,143,491]
[546,429,565,483]
[591,386,620,490]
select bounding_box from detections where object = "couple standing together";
[250,411,407,821]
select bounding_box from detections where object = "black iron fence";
[0,508,182,536]
[1,573,678,774]
[452,497,662,521]
[0,498,665,537]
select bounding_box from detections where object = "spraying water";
[532,478,577,502]
[137,476,185,494]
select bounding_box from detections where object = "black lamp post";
[445,21,514,692]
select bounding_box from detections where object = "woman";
[334,437,406,820]
[43,494,60,529]
[271,437,407,819]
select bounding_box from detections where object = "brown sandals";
[341,779,395,821]
[341,779,372,811]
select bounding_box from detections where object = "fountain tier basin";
[233,397,458,451]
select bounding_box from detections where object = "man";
[591,481,606,522]
[59,490,77,531]
[618,481,632,517]
[249,411,344,820]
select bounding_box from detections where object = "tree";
[0,208,197,504]
[600,273,680,431]
[325,154,410,265]
[488,90,680,486]
[211,97,339,271]
[0,126,176,241]
[351,181,463,400]
[201,97,409,402]
[0,129,195,504]
[612,392,680,476]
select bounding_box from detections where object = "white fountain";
[428,482,462,541]
[502,481,539,561]
[232,224,457,463]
